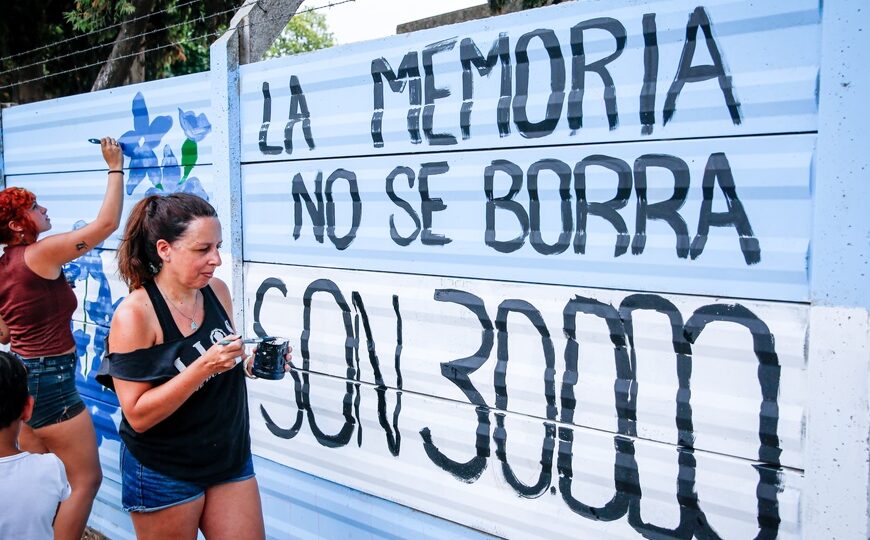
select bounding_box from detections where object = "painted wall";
[1,0,868,538]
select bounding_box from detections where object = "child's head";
[0,351,30,429]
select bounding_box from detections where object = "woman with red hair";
[0,137,124,540]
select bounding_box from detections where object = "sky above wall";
[305,0,484,45]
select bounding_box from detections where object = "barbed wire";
[0,0,356,93]
[0,0,260,78]
[0,0,213,64]
[0,31,223,92]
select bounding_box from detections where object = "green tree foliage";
[264,9,335,59]
[0,0,239,103]
[0,0,100,103]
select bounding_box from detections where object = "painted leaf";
[181,138,198,181]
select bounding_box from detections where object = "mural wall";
[3,0,862,538]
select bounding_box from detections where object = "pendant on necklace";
[190,320,199,330]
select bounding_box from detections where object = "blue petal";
[119,129,140,158]
[179,176,209,200]
[126,167,146,195]
[143,115,173,150]
[161,145,181,192]
[131,92,150,132]
[73,328,91,360]
[179,108,196,138]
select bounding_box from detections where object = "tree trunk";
[91,0,158,91]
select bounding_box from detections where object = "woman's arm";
[26,138,124,277]
[0,313,9,345]
[108,291,245,433]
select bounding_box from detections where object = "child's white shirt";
[0,451,71,540]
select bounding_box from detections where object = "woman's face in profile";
[25,200,51,234]
[164,216,222,288]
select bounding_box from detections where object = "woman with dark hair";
[0,137,123,540]
[98,193,277,539]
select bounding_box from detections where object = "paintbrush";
[88,138,127,150]
[218,338,263,346]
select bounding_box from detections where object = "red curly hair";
[0,187,38,246]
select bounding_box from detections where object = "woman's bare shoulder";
[109,288,159,353]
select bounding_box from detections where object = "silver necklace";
[158,284,201,330]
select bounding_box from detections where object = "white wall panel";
[239,0,818,162]
[250,370,803,539]
[3,72,213,176]
[245,263,806,470]
[4,0,858,537]
[242,134,813,302]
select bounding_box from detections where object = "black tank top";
[97,282,251,483]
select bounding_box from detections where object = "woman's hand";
[198,335,249,377]
[243,343,294,379]
[100,137,123,170]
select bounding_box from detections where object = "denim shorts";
[18,352,86,429]
[120,443,255,513]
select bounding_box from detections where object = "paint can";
[251,336,288,380]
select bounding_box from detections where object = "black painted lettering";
[259,82,283,155]
[663,6,742,126]
[631,154,690,258]
[422,38,458,146]
[684,303,782,536]
[690,152,760,264]
[514,29,565,139]
[418,161,452,245]
[617,294,691,444]
[567,18,627,132]
[300,279,357,447]
[484,160,530,253]
[559,296,632,520]
[573,155,632,256]
[493,299,556,498]
[254,277,305,440]
[460,33,512,139]
[284,75,315,154]
[292,171,325,243]
[386,166,422,246]
[324,169,361,251]
[528,158,572,255]
[420,289,493,482]
[352,292,403,456]
[371,52,422,147]
[639,14,658,135]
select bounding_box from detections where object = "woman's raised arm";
[26,137,125,276]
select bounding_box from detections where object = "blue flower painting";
[118,92,172,196]
[142,145,209,200]
[68,222,123,445]
[117,93,211,200]
[179,108,212,142]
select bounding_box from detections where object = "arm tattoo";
[76,241,89,251]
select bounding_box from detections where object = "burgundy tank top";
[0,245,77,357]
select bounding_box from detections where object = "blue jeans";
[120,443,255,513]
[18,352,85,429]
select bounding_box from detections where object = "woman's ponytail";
[117,196,160,290]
